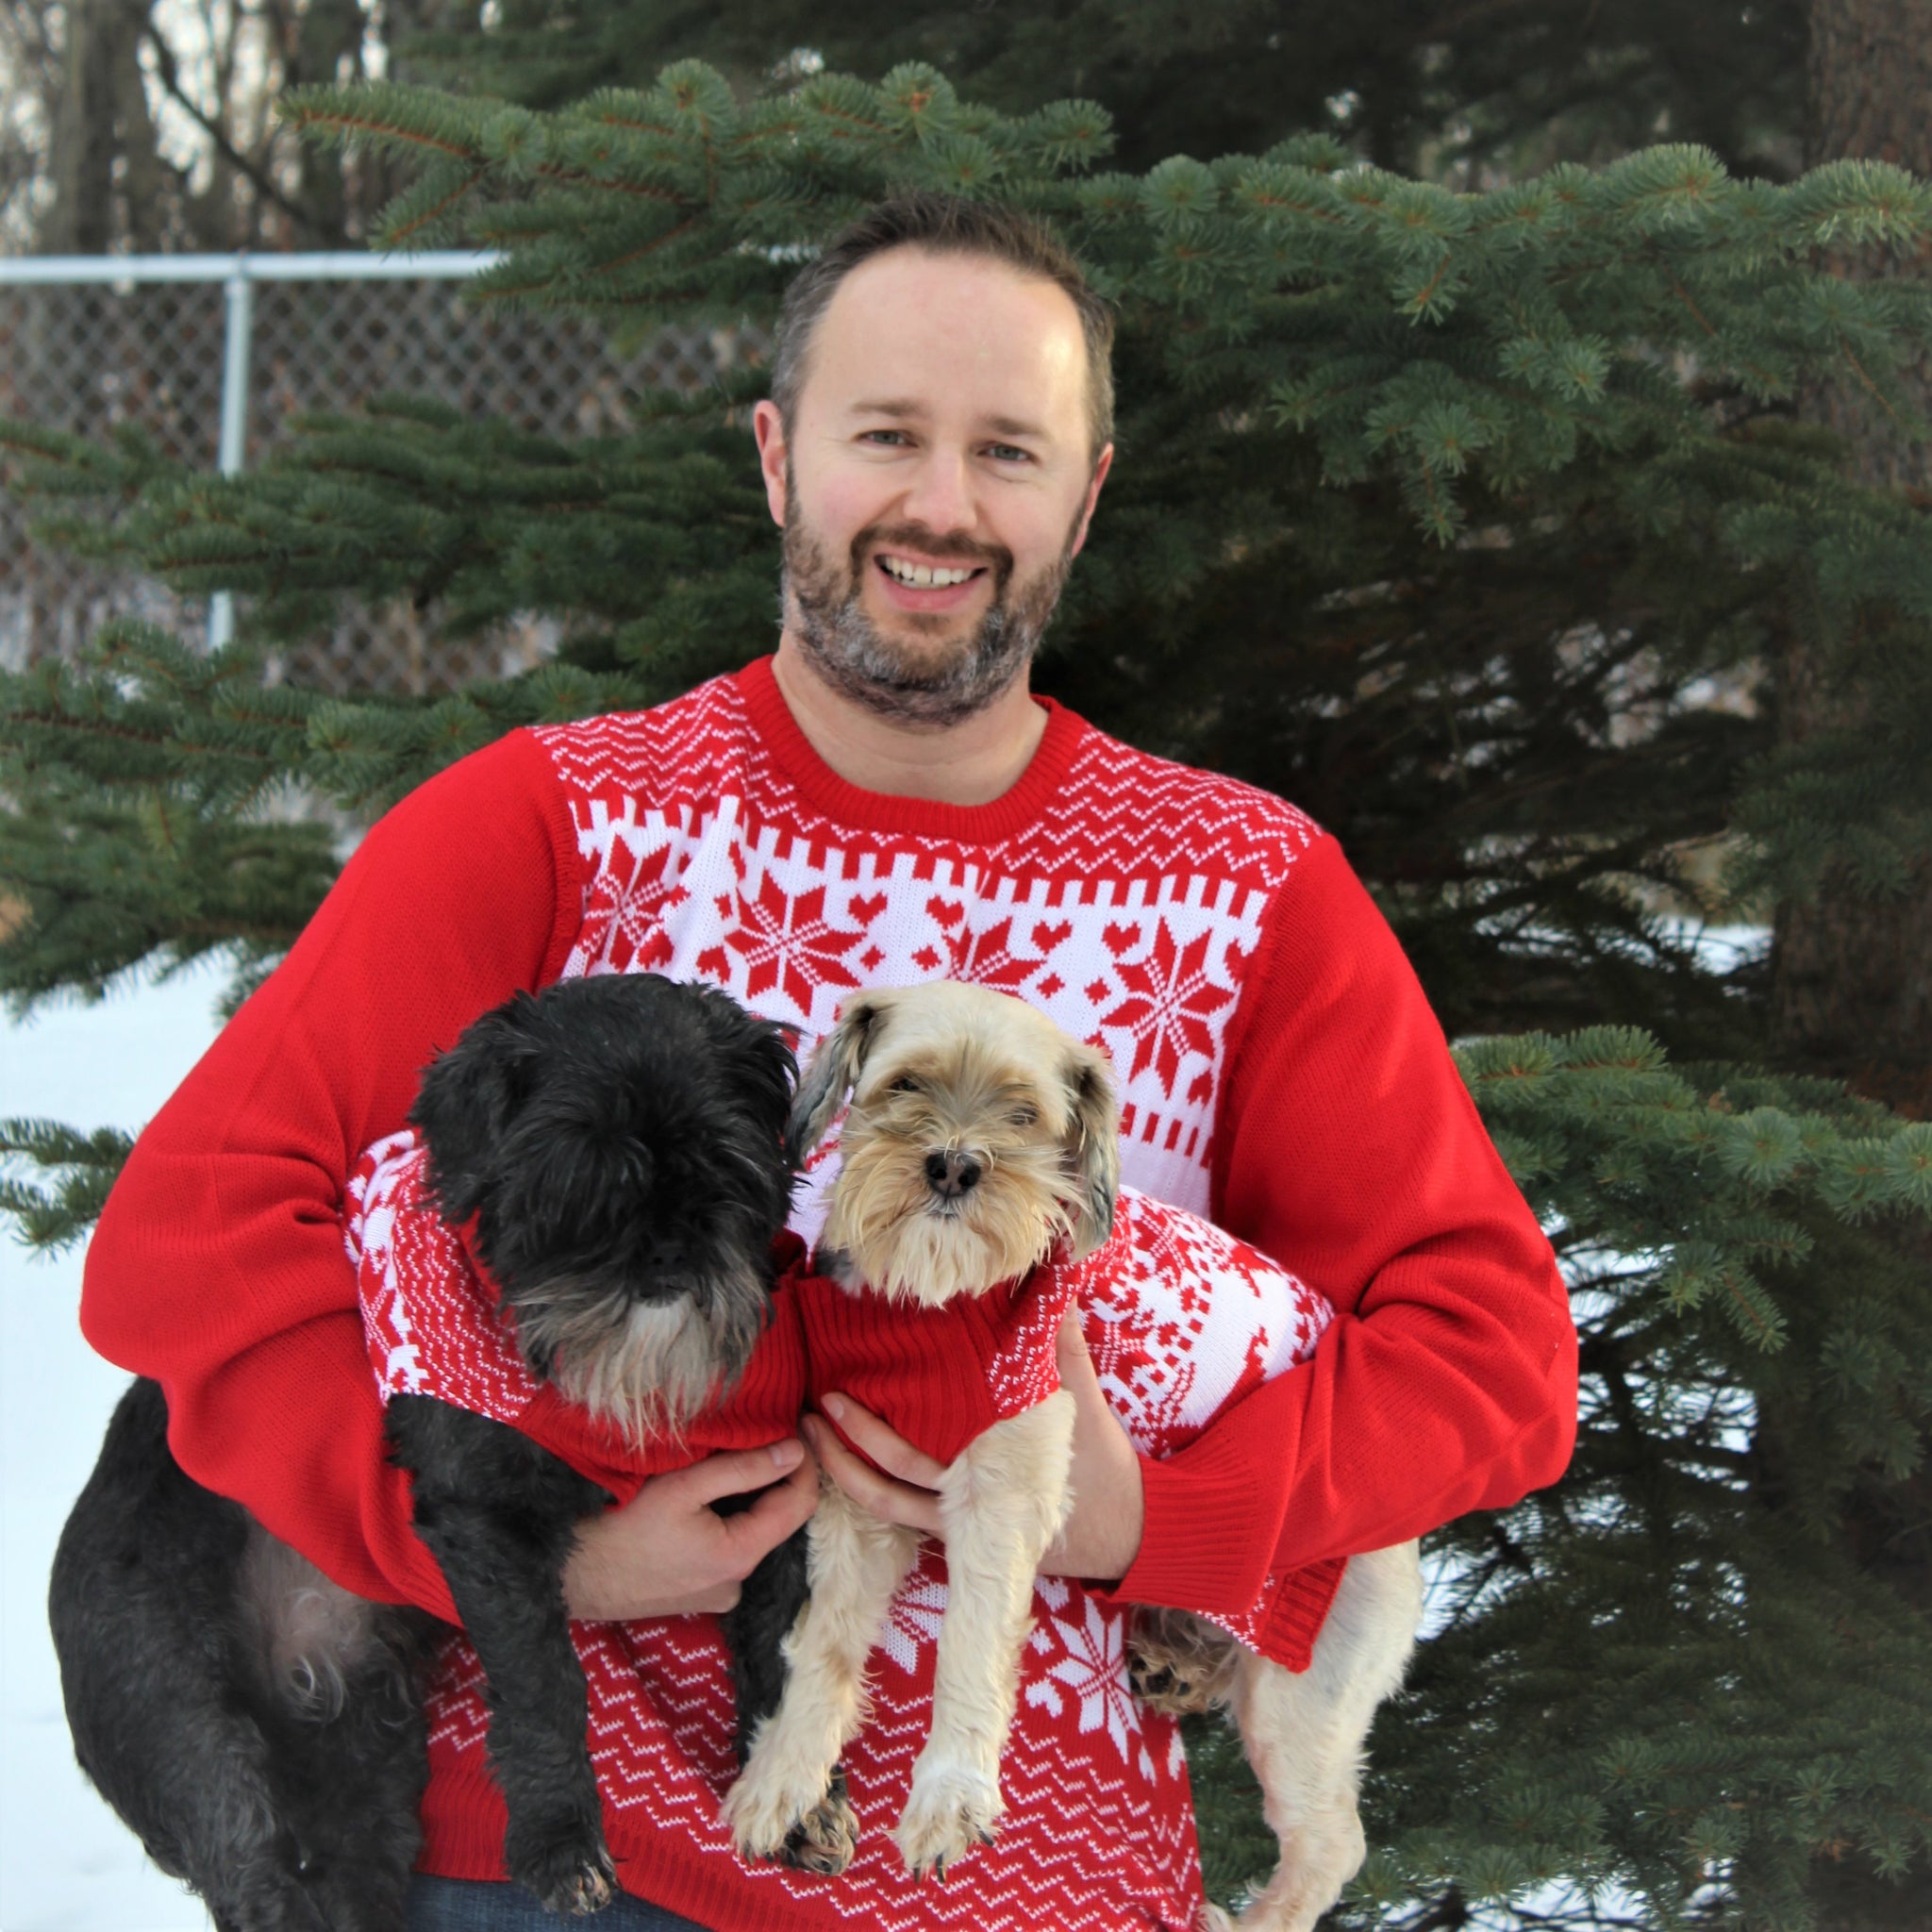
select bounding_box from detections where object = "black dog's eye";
[888,1075,921,1094]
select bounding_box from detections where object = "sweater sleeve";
[1111,832,1577,1617]
[79,727,584,1619]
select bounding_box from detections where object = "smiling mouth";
[875,551,990,587]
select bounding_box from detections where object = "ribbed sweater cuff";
[1103,1446,1277,1617]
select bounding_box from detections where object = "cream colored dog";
[723,980,1422,1925]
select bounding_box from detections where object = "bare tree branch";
[140,20,330,242]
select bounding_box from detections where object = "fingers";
[803,1409,944,1538]
[666,1436,808,1507]
[818,1392,948,1490]
[717,1450,821,1565]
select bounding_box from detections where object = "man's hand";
[561,1438,819,1620]
[801,1311,1146,1584]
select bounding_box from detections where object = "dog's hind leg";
[1223,1541,1423,1932]
[50,1381,365,1932]
[893,1390,1075,1879]
[253,1619,429,1932]
[724,1481,918,1872]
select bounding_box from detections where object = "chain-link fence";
[0,256,766,692]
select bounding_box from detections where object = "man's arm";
[80,729,584,1617]
[1111,833,1578,1619]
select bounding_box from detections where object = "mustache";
[849,523,1013,587]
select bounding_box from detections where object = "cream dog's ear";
[1058,1040,1120,1259]
[787,992,888,1164]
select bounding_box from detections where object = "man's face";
[755,247,1112,727]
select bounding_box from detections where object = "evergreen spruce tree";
[404,0,1807,182]
[6,61,1932,1929]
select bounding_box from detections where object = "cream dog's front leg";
[894,1390,1077,1877]
[724,1479,919,1872]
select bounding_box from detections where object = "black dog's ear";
[732,1014,802,1144]
[409,991,550,1224]
[1058,1039,1120,1260]
[787,992,887,1165]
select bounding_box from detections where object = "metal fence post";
[207,258,255,652]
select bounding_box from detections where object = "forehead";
[865,982,1066,1076]
[802,248,1090,440]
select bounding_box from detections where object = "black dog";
[50,973,810,1930]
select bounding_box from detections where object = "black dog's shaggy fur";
[50,973,810,1930]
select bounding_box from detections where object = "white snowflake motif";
[1041,1596,1141,1764]
[880,1573,948,1675]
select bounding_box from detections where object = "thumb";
[1055,1307,1094,1381]
[669,1438,807,1507]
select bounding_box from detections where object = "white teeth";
[881,557,975,588]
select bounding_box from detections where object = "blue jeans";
[407,1874,710,1931]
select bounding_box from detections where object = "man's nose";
[897,446,976,538]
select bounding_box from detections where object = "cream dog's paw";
[892,1757,1003,1879]
[777,1764,858,1875]
[723,1752,838,1864]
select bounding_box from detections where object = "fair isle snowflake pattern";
[1024,1577,1154,1780]
[344,1132,428,1395]
[346,1136,533,1428]
[416,1545,1204,1930]
[1073,1189,1333,1462]
[533,668,1322,1224]
[880,1563,949,1676]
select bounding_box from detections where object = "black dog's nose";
[924,1150,981,1197]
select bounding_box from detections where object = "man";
[81,194,1576,1931]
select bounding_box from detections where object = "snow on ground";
[3,961,225,1932]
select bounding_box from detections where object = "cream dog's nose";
[924,1150,981,1197]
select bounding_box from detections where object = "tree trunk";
[1772,0,1932,1115]
[43,0,173,253]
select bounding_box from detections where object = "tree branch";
[140,22,329,242]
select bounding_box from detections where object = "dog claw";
[776,1768,858,1876]
[892,1759,1003,1878]
[725,1761,857,1874]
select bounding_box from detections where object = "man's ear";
[408,992,548,1224]
[1058,1039,1120,1260]
[753,399,789,528]
[787,992,887,1165]
[1068,441,1114,561]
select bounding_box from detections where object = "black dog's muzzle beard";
[508,1255,772,1443]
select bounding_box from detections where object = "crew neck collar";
[734,654,1085,843]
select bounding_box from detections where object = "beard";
[779,470,1081,729]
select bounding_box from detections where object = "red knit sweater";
[81,656,1577,1931]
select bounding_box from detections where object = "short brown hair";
[768,192,1115,461]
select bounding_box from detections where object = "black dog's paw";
[776,1764,858,1876]
[507,1818,618,1916]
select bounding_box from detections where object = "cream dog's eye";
[1009,1106,1039,1127]
[889,1075,921,1094]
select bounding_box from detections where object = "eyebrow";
[847,399,1053,442]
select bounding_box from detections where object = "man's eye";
[987,443,1030,463]
[861,429,910,446]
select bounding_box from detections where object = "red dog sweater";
[345,1133,808,1497]
[794,1185,1341,1656]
